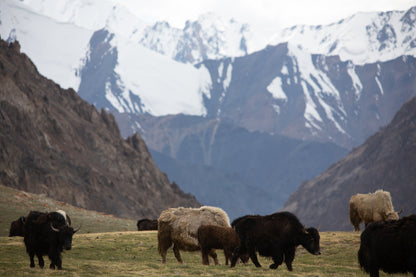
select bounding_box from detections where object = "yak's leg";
[369,269,379,277]
[36,253,44,268]
[247,243,261,268]
[284,247,296,271]
[49,252,62,270]
[208,249,219,265]
[230,247,241,267]
[28,250,36,268]
[158,229,172,264]
[172,244,183,263]
[201,248,210,265]
[160,250,167,264]
[270,251,283,270]
[224,248,232,265]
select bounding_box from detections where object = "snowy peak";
[140,13,252,63]
[19,0,116,30]
[270,6,416,64]
[400,6,416,32]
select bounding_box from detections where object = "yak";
[9,216,26,237]
[358,215,416,277]
[137,218,158,231]
[24,211,80,270]
[349,189,401,231]
[230,211,321,271]
[197,224,249,265]
[158,206,230,264]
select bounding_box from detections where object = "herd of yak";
[8,189,416,277]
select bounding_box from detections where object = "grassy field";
[0,184,137,236]
[0,185,409,276]
[1,231,409,277]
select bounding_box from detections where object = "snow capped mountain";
[107,33,212,116]
[2,0,416,147]
[139,13,253,63]
[269,8,416,64]
[0,0,93,90]
[18,0,117,30]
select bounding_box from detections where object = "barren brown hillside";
[0,39,199,219]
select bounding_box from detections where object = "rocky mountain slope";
[282,96,416,231]
[0,39,199,219]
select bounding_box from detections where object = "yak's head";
[385,208,402,221]
[51,224,80,250]
[302,227,321,255]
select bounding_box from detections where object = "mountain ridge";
[0,39,199,219]
[282,96,416,231]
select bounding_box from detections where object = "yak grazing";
[197,224,249,265]
[349,189,401,231]
[230,211,321,270]
[137,218,158,231]
[358,215,416,277]
[157,206,230,264]
[9,216,26,237]
[24,210,80,270]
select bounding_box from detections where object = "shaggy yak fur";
[230,211,321,270]
[197,224,249,265]
[9,216,26,237]
[358,215,416,277]
[349,189,400,231]
[137,219,158,231]
[157,206,230,264]
[23,211,79,270]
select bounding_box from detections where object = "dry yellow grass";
[0,231,409,277]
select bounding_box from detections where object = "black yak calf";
[231,211,321,270]
[197,224,249,265]
[137,218,158,231]
[358,214,416,277]
[24,211,80,270]
[9,216,26,237]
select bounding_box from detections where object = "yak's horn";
[50,224,60,232]
[73,224,81,233]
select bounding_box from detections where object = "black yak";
[358,215,416,277]
[9,216,26,237]
[24,211,80,270]
[137,218,158,231]
[230,211,321,270]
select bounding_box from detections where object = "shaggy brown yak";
[157,206,230,264]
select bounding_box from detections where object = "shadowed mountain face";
[282,97,416,231]
[115,112,348,219]
[0,40,199,219]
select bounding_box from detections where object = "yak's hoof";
[270,263,278,269]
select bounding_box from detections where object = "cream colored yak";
[349,189,401,231]
[157,206,230,264]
